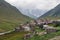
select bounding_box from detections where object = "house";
[52,20,60,27]
[36,19,44,25]
[23,33,33,39]
[46,28,57,34]
[29,20,36,27]
[15,24,24,32]
[43,19,53,25]
[22,24,31,32]
[43,25,57,34]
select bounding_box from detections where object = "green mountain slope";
[0,0,32,32]
[39,4,60,19]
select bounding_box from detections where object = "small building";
[43,19,53,25]
[36,19,44,25]
[46,28,57,34]
[43,25,49,30]
[15,23,33,32]
[22,24,31,32]
[45,27,57,34]
[24,33,32,39]
[43,25,57,34]
[15,24,24,32]
[15,27,21,32]
[29,20,36,27]
[52,20,60,27]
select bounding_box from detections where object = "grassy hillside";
[0,0,32,32]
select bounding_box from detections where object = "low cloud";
[5,0,60,10]
[5,0,60,17]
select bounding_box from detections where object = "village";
[14,19,60,40]
[0,19,60,40]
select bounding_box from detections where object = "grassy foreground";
[0,32,28,40]
[28,31,60,40]
[0,26,60,40]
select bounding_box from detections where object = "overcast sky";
[5,0,60,10]
[5,0,60,17]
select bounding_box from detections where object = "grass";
[35,26,44,32]
[0,31,28,40]
[28,31,60,40]
[0,19,17,32]
[0,26,44,40]
[0,26,60,40]
[0,0,32,32]
[0,0,32,40]
[28,25,60,40]
[0,16,32,32]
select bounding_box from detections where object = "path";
[0,29,15,35]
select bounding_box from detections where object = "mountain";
[19,8,37,19]
[19,8,46,19]
[39,4,60,19]
[0,0,32,32]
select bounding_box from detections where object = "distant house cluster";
[15,19,60,34]
[0,19,60,39]
[15,20,36,32]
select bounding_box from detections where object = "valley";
[0,0,60,40]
